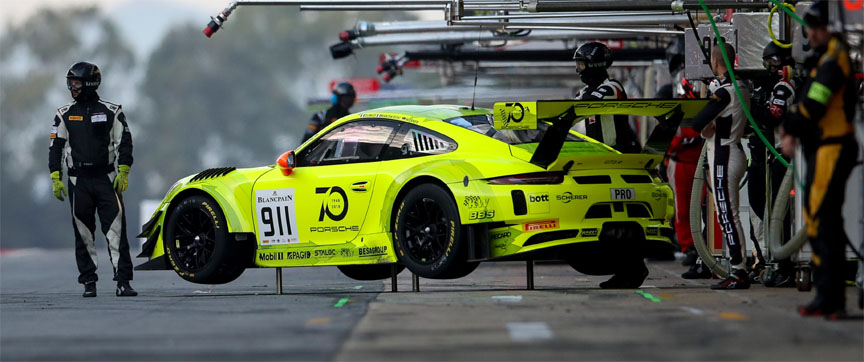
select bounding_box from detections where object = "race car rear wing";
[492,99,709,168]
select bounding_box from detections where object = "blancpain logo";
[258,195,293,203]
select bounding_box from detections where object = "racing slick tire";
[393,183,471,279]
[164,195,245,284]
[338,264,406,281]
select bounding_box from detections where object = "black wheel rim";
[402,197,450,264]
[171,207,216,272]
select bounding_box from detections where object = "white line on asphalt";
[492,295,523,302]
[507,322,554,342]
[680,306,705,315]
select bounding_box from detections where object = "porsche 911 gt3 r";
[136,99,707,284]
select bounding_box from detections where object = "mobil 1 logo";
[256,188,300,245]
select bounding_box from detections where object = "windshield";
[445,114,585,145]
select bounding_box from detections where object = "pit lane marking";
[507,322,554,342]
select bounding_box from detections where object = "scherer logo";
[557,192,587,203]
[316,186,348,221]
[523,219,559,232]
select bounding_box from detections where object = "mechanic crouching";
[49,62,137,297]
[691,43,752,290]
[781,0,859,318]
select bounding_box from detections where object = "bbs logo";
[469,210,495,220]
[316,186,348,221]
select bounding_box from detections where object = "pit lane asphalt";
[1,249,862,361]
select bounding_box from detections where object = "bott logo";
[529,194,549,202]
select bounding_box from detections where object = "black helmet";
[762,42,793,73]
[666,36,685,74]
[803,0,829,27]
[66,62,101,92]
[331,82,356,108]
[573,42,613,73]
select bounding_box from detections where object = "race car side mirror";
[277,151,295,176]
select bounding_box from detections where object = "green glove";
[114,165,130,193]
[51,171,66,201]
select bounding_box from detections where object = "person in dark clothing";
[691,43,751,290]
[49,62,137,297]
[781,0,859,318]
[572,42,641,153]
[746,42,800,287]
[302,82,356,142]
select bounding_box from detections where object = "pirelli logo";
[68,116,83,121]
[523,219,559,232]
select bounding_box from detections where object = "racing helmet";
[66,62,101,92]
[762,42,793,73]
[572,42,613,74]
[331,82,356,108]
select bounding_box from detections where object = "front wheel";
[163,195,245,284]
[393,184,470,279]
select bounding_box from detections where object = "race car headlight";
[487,172,565,185]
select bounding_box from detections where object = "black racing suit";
[747,76,798,266]
[783,36,859,311]
[302,105,350,142]
[692,74,750,268]
[49,93,134,284]
[574,78,642,153]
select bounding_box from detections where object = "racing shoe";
[798,298,845,319]
[682,248,698,266]
[681,258,712,279]
[710,269,750,290]
[82,282,96,298]
[763,271,795,288]
[116,281,138,297]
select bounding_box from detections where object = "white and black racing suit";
[49,93,134,284]
[574,78,642,153]
[692,75,750,267]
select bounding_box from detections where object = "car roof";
[355,105,491,122]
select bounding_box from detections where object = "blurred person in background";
[781,0,859,318]
[302,82,356,142]
[49,62,137,298]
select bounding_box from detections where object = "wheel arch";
[385,175,454,233]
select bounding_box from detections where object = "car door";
[252,119,399,247]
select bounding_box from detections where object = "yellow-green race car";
[136,99,707,287]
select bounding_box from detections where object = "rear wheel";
[393,184,470,279]
[338,264,405,281]
[164,195,245,284]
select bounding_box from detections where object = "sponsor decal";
[314,249,336,258]
[581,228,598,237]
[68,116,83,121]
[340,248,355,258]
[490,231,512,240]
[570,101,678,110]
[523,219,559,232]
[557,192,587,203]
[309,225,359,233]
[317,186,348,221]
[646,227,659,236]
[286,250,312,260]
[359,246,388,257]
[258,251,284,261]
[528,193,549,203]
[493,102,538,130]
[256,189,299,245]
[652,190,664,201]
[469,210,495,220]
[604,159,623,165]
[91,113,107,123]
[463,195,489,209]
